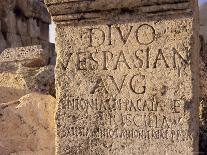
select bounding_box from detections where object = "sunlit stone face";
[45,0,199,154]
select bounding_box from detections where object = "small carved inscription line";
[61,126,192,141]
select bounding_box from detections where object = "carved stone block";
[45,0,200,154]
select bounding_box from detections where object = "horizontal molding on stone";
[45,0,193,24]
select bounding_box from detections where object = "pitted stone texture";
[45,0,199,154]
[55,18,199,155]
[0,0,51,24]
[45,0,192,24]
[0,93,56,155]
[0,65,55,97]
[0,87,29,103]
[0,45,48,68]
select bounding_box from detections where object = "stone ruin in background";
[0,0,51,51]
[199,2,207,153]
[0,1,56,154]
[0,0,56,64]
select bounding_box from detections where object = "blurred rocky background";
[0,0,56,154]
[199,2,207,153]
[0,0,50,49]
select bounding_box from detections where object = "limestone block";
[21,36,32,46]
[14,0,51,23]
[17,17,28,36]
[0,93,56,155]
[15,0,31,17]
[17,65,55,96]
[0,65,55,96]
[0,32,7,53]
[49,43,56,65]
[28,18,40,38]
[200,3,207,41]
[200,60,207,153]
[0,86,29,103]
[40,6,52,24]
[6,33,22,47]
[37,2,52,24]
[0,21,7,53]
[41,42,56,65]
[40,21,49,41]
[2,11,17,33]
[31,37,40,45]
[199,36,207,153]
[0,45,48,67]
[45,0,200,154]
[200,6,207,26]
[0,0,51,49]
[200,26,207,42]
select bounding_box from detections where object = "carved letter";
[146,47,150,68]
[134,50,144,68]
[130,74,146,94]
[115,26,133,44]
[161,116,170,128]
[88,28,105,47]
[90,78,108,94]
[114,50,131,70]
[88,52,98,70]
[109,75,127,93]
[77,52,87,70]
[153,49,169,68]
[102,51,113,70]
[136,24,155,45]
[172,48,189,68]
[108,25,112,45]
[60,53,73,71]
[172,100,181,113]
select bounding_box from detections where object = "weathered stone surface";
[0,0,51,23]
[199,60,207,153]
[47,43,56,65]
[2,11,17,33]
[0,87,29,103]
[6,33,22,47]
[0,45,48,68]
[0,65,55,96]
[21,36,32,47]
[0,28,7,52]
[40,21,49,41]
[45,0,200,154]
[0,93,56,155]
[16,17,28,36]
[200,3,207,41]
[0,0,51,52]
[28,18,40,38]
[199,34,207,153]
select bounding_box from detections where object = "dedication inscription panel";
[55,17,198,155]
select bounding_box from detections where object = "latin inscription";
[87,24,156,47]
[62,47,189,71]
[61,127,192,141]
[62,23,192,142]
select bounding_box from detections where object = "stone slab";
[0,93,56,155]
[0,45,48,67]
[45,0,200,154]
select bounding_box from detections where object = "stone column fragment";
[45,0,200,154]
